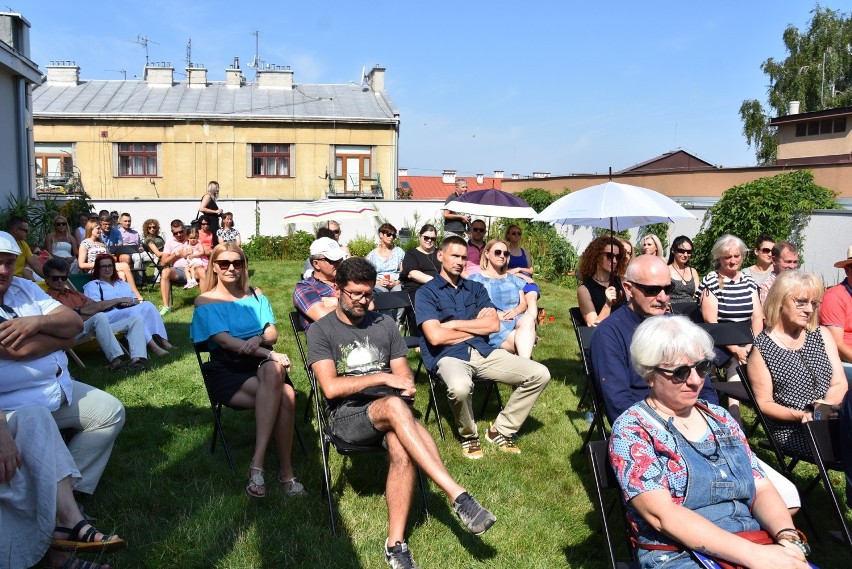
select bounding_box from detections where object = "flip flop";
[51,520,127,553]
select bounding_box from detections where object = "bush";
[243,231,315,261]
[346,234,377,257]
[692,170,840,273]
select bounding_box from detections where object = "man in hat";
[293,237,344,330]
[820,246,852,382]
[0,231,125,496]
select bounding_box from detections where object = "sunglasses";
[98,264,115,270]
[342,289,373,303]
[172,230,186,236]
[200,223,209,226]
[331,229,341,235]
[55,222,67,227]
[629,281,676,297]
[381,231,397,238]
[654,360,714,383]
[602,252,622,261]
[674,248,693,255]
[471,227,486,233]
[791,297,821,310]
[47,275,68,282]
[316,257,342,265]
[421,235,436,242]
[490,249,509,257]
[214,259,245,270]
[509,231,522,236]
[759,247,773,254]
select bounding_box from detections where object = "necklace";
[592,273,611,287]
[769,328,804,351]
[673,265,690,284]
[645,399,721,462]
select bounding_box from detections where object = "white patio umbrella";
[531,181,696,231]
[282,199,378,224]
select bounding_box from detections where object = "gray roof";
[32,80,399,124]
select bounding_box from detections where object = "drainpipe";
[14,77,31,202]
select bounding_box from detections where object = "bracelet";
[774,528,810,557]
[264,350,276,362]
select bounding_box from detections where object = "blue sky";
[22,1,829,177]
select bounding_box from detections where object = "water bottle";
[584,411,595,425]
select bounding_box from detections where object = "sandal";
[278,476,306,496]
[246,466,266,498]
[105,359,129,371]
[54,553,111,569]
[51,520,126,553]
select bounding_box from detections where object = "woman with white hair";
[609,315,810,569]
[748,270,848,456]
[697,234,764,366]
[640,234,664,259]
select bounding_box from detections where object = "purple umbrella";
[444,189,537,219]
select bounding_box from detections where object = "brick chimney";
[257,65,293,88]
[144,62,173,86]
[46,61,80,85]
[186,65,207,87]
[442,170,457,184]
[367,66,385,91]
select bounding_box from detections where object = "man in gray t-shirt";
[443,178,470,238]
[307,257,495,568]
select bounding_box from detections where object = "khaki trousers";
[435,348,550,439]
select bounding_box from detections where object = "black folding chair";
[569,307,609,445]
[193,342,306,472]
[709,364,759,437]
[586,439,640,569]
[305,347,430,535]
[372,291,446,440]
[802,419,852,551]
[289,311,320,424]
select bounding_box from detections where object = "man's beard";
[341,302,366,322]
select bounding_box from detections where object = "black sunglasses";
[55,222,68,227]
[172,229,186,236]
[654,360,714,383]
[674,247,693,255]
[603,252,622,261]
[491,249,509,257]
[629,281,676,297]
[421,235,436,242]
[759,247,773,254]
[214,259,245,270]
[381,231,397,238]
[47,275,68,282]
[471,227,486,233]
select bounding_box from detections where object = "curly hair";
[577,236,626,281]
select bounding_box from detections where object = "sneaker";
[460,436,483,460]
[453,492,497,535]
[385,540,419,569]
[485,425,521,454]
[183,279,198,290]
[159,306,171,316]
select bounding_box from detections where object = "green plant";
[0,194,69,248]
[637,223,670,252]
[346,233,377,257]
[692,170,840,274]
[243,232,315,261]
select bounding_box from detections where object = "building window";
[334,145,373,192]
[794,117,848,138]
[34,143,76,191]
[251,144,292,177]
[117,143,158,176]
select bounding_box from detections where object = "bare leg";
[384,431,417,545]
[368,396,464,499]
[524,291,539,319]
[115,262,142,299]
[512,314,537,359]
[160,269,174,307]
[228,364,284,472]
[273,378,297,481]
[147,339,168,356]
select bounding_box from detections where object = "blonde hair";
[763,270,824,332]
[641,234,664,259]
[202,243,249,293]
[84,219,100,240]
[481,239,508,271]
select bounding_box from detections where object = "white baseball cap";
[309,237,344,261]
[0,231,22,256]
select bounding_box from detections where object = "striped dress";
[697,271,758,322]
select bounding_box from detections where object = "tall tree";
[740,5,852,164]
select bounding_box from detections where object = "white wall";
[88,199,851,284]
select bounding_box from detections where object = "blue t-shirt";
[415,274,496,371]
[190,292,275,350]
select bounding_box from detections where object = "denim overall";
[638,404,762,568]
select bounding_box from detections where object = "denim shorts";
[329,399,385,446]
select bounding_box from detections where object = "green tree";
[691,170,840,273]
[739,5,852,164]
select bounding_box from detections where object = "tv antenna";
[133,34,159,66]
[186,38,192,68]
[248,30,261,79]
[106,69,127,80]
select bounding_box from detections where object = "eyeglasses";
[471,227,486,233]
[509,231,522,236]
[791,297,821,310]
[629,281,676,297]
[214,259,245,271]
[316,256,342,265]
[654,360,714,383]
[98,264,115,270]
[47,275,68,282]
[759,247,773,254]
[421,235,436,242]
[172,230,186,236]
[674,248,693,255]
[200,222,209,226]
[602,252,622,261]
[490,249,509,257]
[341,289,373,303]
[55,222,67,227]
[381,231,397,238]
[331,229,341,235]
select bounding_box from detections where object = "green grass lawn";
[73,260,850,568]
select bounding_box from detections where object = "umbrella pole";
[609,216,615,288]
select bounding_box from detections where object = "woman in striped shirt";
[697,234,764,366]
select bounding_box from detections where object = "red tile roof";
[399,176,503,200]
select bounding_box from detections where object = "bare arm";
[750,290,764,336]
[303,298,337,323]
[198,194,221,215]
[25,255,44,277]
[631,486,805,568]
[500,290,528,321]
[77,242,93,271]
[578,283,614,326]
[819,327,849,405]
[313,355,415,400]
[700,287,719,324]
[405,270,433,285]
[0,304,83,350]
[748,346,809,422]
[0,332,78,360]
[825,324,852,364]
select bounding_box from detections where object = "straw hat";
[834,245,852,269]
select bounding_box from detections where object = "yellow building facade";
[33,63,399,200]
